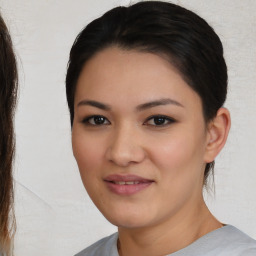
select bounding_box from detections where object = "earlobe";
[204,108,231,163]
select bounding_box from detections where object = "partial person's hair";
[66,1,228,185]
[0,12,17,255]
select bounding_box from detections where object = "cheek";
[150,127,206,177]
[72,132,109,207]
[149,130,207,208]
[72,131,105,179]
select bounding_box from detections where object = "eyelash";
[82,115,110,126]
[144,115,176,127]
[81,115,176,127]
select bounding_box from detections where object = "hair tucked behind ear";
[0,12,17,256]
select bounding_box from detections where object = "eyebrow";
[136,98,184,111]
[77,98,183,111]
[77,100,111,110]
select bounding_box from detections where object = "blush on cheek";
[153,134,204,176]
[152,139,189,167]
[73,132,102,162]
[75,146,101,171]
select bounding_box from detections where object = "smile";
[112,181,140,185]
[104,174,154,195]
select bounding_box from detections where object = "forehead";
[75,47,201,109]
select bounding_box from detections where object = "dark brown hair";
[66,1,227,184]
[0,13,17,255]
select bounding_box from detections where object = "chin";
[109,218,149,230]
[101,208,155,229]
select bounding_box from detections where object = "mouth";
[111,181,142,185]
[103,174,154,195]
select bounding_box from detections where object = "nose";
[105,124,146,167]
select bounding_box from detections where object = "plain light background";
[0,0,255,255]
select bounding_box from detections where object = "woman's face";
[72,47,211,229]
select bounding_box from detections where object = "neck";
[117,198,222,256]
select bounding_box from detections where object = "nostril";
[106,142,146,167]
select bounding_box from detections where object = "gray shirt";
[75,225,256,256]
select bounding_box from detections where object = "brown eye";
[152,117,166,125]
[144,115,175,126]
[82,115,110,125]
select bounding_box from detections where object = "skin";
[72,47,230,256]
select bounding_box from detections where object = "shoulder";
[200,225,256,256]
[170,225,256,256]
[218,225,256,255]
[74,233,119,256]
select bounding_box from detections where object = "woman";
[0,12,17,256]
[66,1,256,255]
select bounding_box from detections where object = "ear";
[204,108,231,163]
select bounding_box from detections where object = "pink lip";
[104,174,154,196]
